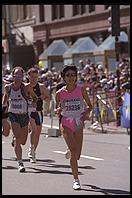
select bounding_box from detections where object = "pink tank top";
[58,85,84,118]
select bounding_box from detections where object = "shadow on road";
[2,157,95,175]
[25,167,73,175]
[81,184,130,195]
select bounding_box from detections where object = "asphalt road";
[2,116,130,195]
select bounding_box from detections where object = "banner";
[121,92,130,128]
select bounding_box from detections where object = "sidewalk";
[43,116,129,135]
[85,120,129,134]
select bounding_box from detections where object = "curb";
[86,126,129,134]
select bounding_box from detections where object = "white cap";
[100,78,107,83]
[41,74,47,78]
[98,65,103,69]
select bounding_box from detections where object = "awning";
[63,36,97,55]
[94,31,128,52]
[39,39,68,59]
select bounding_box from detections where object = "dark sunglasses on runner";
[13,74,23,79]
[65,73,77,78]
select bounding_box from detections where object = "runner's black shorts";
[29,111,43,125]
[8,112,29,128]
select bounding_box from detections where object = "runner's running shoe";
[73,179,81,190]
[28,146,34,158]
[30,152,36,163]
[18,162,25,173]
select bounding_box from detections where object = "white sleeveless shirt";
[8,83,28,114]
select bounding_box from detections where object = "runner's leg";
[2,118,10,137]
[11,122,28,160]
[29,117,38,146]
[35,125,42,150]
[61,125,78,180]
[74,126,83,160]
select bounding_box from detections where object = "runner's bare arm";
[24,83,38,102]
[55,92,62,115]
[2,84,10,106]
[39,84,50,101]
[81,86,92,120]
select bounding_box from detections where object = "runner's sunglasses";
[13,74,23,79]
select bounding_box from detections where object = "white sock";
[74,179,79,182]
[18,160,23,165]
[30,144,34,148]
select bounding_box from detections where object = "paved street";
[2,116,130,195]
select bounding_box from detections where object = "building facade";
[32,5,130,59]
[2,5,36,70]
[2,4,130,71]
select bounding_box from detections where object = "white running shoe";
[28,146,35,159]
[73,179,81,190]
[30,152,36,163]
[65,149,71,159]
[18,162,25,173]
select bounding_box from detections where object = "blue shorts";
[29,111,43,125]
[8,112,29,128]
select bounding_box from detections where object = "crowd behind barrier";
[2,57,130,129]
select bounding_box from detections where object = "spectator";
[78,60,85,71]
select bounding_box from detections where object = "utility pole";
[5,5,12,70]
[108,5,121,126]
[111,5,121,126]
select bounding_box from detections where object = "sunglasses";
[65,73,77,78]
[14,74,23,79]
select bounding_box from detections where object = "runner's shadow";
[2,165,17,170]
[32,159,55,163]
[25,166,73,175]
[81,184,130,195]
[2,157,55,164]
[35,161,95,170]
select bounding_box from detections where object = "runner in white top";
[2,66,38,172]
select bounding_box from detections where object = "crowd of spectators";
[2,57,130,96]
[77,58,130,95]
[2,57,130,117]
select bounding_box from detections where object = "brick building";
[2,5,130,70]
[32,5,130,59]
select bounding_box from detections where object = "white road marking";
[53,150,104,161]
[2,141,5,144]
[128,146,130,150]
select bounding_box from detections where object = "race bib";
[65,99,81,112]
[10,99,24,113]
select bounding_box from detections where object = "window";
[59,5,64,18]
[89,5,95,13]
[52,5,64,20]
[73,5,79,16]
[52,5,57,20]
[23,5,27,19]
[39,5,44,22]
[80,5,86,14]
[73,5,95,16]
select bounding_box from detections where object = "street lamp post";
[115,36,121,126]
[108,5,121,126]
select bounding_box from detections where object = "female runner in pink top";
[55,65,92,190]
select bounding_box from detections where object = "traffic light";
[108,5,120,36]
